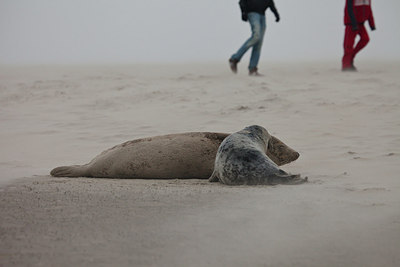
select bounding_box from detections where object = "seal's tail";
[267,172,308,185]
[50,165,88,177]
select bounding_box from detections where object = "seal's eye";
[267,141,273,150]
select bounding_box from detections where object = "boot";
[249,67,263,76]
[342,65,357,72]
[229,59,239,74]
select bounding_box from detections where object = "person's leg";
[342,25,357,70]
[230,13,263,62]
[352,24,370,59]
[249,14,266,71]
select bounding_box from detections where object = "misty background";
[0,0,399,64]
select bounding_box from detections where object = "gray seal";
[209,126,308,185]
[50,131,300,179]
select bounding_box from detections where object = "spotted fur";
[209,125,307,185]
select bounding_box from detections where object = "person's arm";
[368,4,376,30]
[269,0,280,22]
[239,0,248,21]
[347,0,358,30]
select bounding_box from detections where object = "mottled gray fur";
[209,125,307,185]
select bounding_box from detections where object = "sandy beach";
[1,62,400,266]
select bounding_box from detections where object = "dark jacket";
[344,0,375,30]
[239,0,279,19]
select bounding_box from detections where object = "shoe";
[342,65,357,72]
[229,59,239,74]
[249,67,263,76]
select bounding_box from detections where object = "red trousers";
[342,24,370,69]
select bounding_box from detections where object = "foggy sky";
[1,0,399,64]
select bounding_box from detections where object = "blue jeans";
[231,12,266,70]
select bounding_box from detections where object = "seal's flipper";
[208,170,219,182]
[50,165,89,177]
[267,173,307,185]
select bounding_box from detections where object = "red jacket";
[344,0,375,30]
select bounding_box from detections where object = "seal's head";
[268,136,300,165]
[242,125,271,148]
[242,125,300,166]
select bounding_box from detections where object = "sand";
[0,61,400,266]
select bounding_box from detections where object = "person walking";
[342,0,376,71]
[229,0,280,76]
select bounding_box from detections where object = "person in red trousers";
[342,0,376,71]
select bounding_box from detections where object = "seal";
[50,131,300,179]
[209,126,308,185]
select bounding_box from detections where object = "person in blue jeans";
[230,0,280,76]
